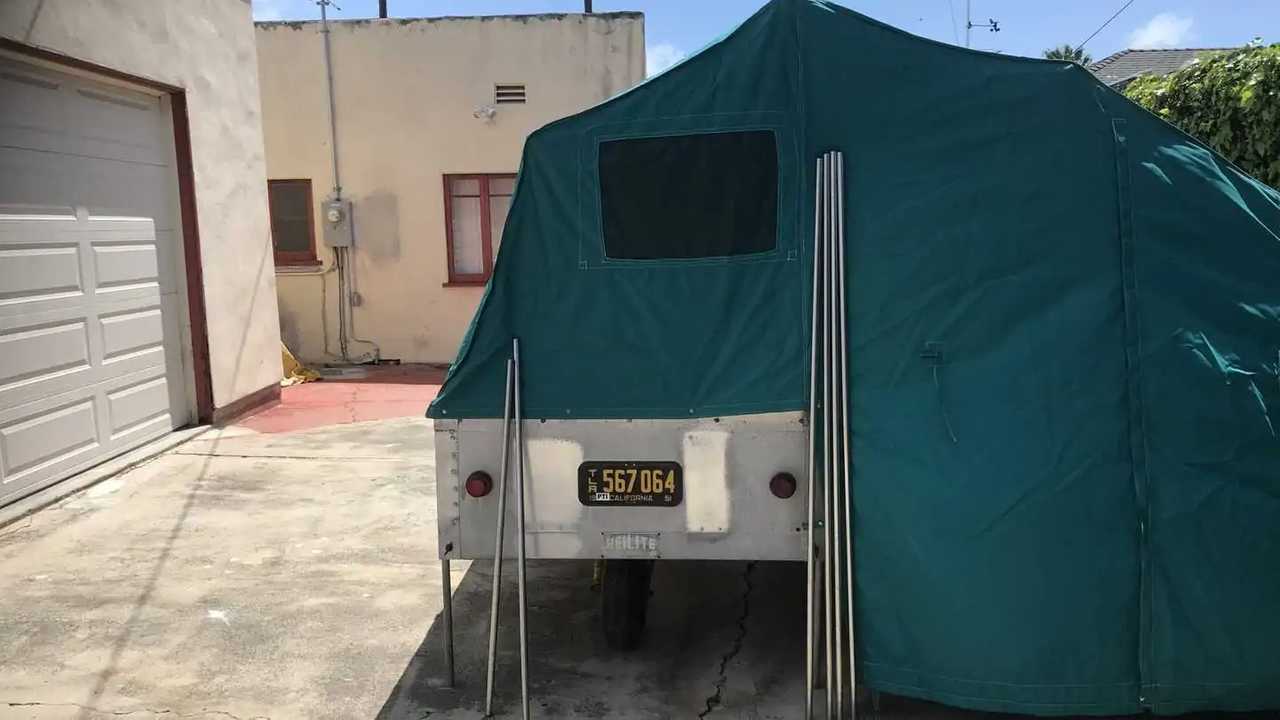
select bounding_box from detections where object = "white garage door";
[0,55,191,507]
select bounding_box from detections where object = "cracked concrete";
[698,562,756,718]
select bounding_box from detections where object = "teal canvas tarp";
[428,0,1280,714]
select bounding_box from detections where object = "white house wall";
[256,13,645,364]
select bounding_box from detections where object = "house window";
[267,179,318,266]
[598,130,778,260]
[444,173,515,284]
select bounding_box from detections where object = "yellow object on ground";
[281,343,321,386]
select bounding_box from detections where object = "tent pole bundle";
[806,151,855,720]
[483,339,531,720]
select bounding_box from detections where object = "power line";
[1075,0,1137,53]
[946,0,959,44]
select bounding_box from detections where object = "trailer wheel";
[601,559,654,650]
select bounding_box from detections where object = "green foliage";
[1124,44,1280,189]
[1043,44,1091,66]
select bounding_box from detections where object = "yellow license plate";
[578,461,682,507]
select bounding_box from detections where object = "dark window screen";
[268,180,312,253]
[598,130,778,260]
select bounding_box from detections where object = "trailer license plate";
[578,461,682,507]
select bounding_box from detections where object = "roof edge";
[1090,46,1239,72]
[254,11,643,28]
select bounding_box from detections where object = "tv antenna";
[965,0,1001,48]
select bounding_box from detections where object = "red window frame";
[443,173,516,285]
[267,178,319,266]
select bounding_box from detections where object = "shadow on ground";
[376,559,802,720]
[374,559,1275,720]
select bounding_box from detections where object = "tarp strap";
[922,341,957,444]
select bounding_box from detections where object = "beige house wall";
[0,0,283,410]
[256,13,645,365]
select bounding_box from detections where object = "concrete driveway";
[1,411,1261,719]
[0,415,812,720]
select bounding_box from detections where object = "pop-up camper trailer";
[428,0,1280,715]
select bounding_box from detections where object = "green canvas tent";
[428,0,1280,714]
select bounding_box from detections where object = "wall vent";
[495,83,526,104]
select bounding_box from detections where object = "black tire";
[601,559,654,651]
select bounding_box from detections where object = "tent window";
[598,131,778,260]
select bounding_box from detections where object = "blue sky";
[252,0,1277,76]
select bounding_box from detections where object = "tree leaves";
[1043,44,1092,65]
[1124,44,1280,190]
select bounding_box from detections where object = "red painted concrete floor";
[235,364,446,433]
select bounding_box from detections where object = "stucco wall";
[256,13,645,364]
[0,0,283,409]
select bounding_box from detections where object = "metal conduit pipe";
[316,0,380,363]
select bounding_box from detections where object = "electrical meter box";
[322,199,353,247]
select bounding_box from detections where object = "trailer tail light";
[465,471,493,498]
[769,472,797,499]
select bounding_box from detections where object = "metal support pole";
[965,0,972,47]
[441,555,455,688]
[837,151,857,719]
[483,359,516,717]
[821,151,835,720]
[513,338,531,720]
[828,150,844,720]
[317,0,342,199]
[804,157,824,720]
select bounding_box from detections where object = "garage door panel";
[0,364,173,500]
[0,307,168,414]
[0,67,65,137]
[0,398,99,484]
[0,149,177,232]
[100,306,164,361]
[93,242,159,291]
[70,87,168,165]
[0,63,168,168]
[0,319,91,387]
[0,241,83,304]
[0,56,189,507]
[0,287,162,327]
[0,214,83,311]
[107,375,170,440]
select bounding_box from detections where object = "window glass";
[268,180,313,256]
[598,131,778,260]
[489,194,511,254]
[450,195,483,275]
[489,176,516,196]
[450,177,480,196]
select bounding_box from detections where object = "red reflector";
[769,472,797,499]
[465,471,493,498]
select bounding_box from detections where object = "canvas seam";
[1112,117,1154,710]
